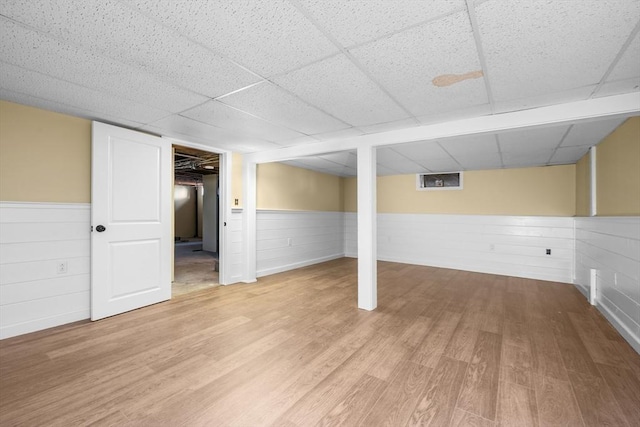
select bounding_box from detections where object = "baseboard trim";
[0,309,90,340]
[257,253,344,278]
[597,300,640,354]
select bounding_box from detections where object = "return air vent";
[416,172,463,191]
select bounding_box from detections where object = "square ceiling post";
[357,145,377,311]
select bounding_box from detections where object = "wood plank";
[408,356,468,426]
[500,343,533,388]
[360,361,432,427]
[316,374,387,426]
[450,408,496,427]
[496,381,538,426]
[568,370,629,427]
[0,259,638,426]
[457,331,502,421]
[597,363,640,425]
[533,374,583,427]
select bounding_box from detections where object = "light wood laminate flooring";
[1,259,639,426]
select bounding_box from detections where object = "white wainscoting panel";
[345,213,574,283]
[226,209,244,284]
[257,210,344,277]
[0,202,91,339]
[575,216,640,352]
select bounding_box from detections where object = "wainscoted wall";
[345,213,575,283]
[0,202,91,339]
[256,210,344,277]
[575,217,640,352]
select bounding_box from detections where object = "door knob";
[96,225,106,232]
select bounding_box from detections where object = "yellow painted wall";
[231,152,243,208]
[0,100,91,203]
[343,165,576,216]
[575,151,591,216]
[596,117,640,216]
[257,162,343,212]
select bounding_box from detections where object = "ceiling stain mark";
[432,70,484,87]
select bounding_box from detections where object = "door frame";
[165,137,232,285]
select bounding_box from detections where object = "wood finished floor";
[1,258,639,426]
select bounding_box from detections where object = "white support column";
[357,145,377,311]
[242,159,257,283]
[589,146,597,217]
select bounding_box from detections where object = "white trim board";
[247,93,640,163]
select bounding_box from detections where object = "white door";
[91,122,172,320]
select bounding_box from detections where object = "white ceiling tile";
[0,61,168,124]
[595,77,640,98]
[439,133,499,156]
[278,136,319,147]
[476,0,640,102]
[144,114,265,149]
[358,118,418,135]
[351,11,488,117]
[417,104,492,125]
[181,101,304,142]
[219,82,348,135]
[498,126,570,152]
[318,152,357,168]
[377,148,432,172]
[392,140,452,161]
[298,0,465,47]
[282,157,342,170]
[608,30,640,82]
[0,18,208,113]
[455,154,503,170]
[492,86,596,115]
[140,125,239,153]
[1,0,259,97]
[125,0,338,77]
[549,146,590,164]
[311,127,364,141]
[416,158,462,173]
[561,117,626,147]
[502,151,555,168]
[272,54,410,127]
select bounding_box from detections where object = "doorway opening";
[173,145,220,296]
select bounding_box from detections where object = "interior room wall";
[257,162,343,212]
[197,185,203,238]
[575,151,591,216]
[0,100,91,203]
[343,164,576,216]
[232,153,243,208]
[173,185,197,239]
[596,117,640,216]
[573,116,640,352]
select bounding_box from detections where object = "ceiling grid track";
[591,18,640,98]
[287,0,420,125]
[465,0,496,112]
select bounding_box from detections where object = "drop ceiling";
[1,0,639,177]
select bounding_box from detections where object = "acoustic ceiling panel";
[181,100,304,142]
[475,0,640,102]
[125,0,339,77]
[0,18,209,114]
[272,54,410,127]
[351,11,488,117]
[297,0,465,47]
[220,82,349,135]
[0,0,260,97]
